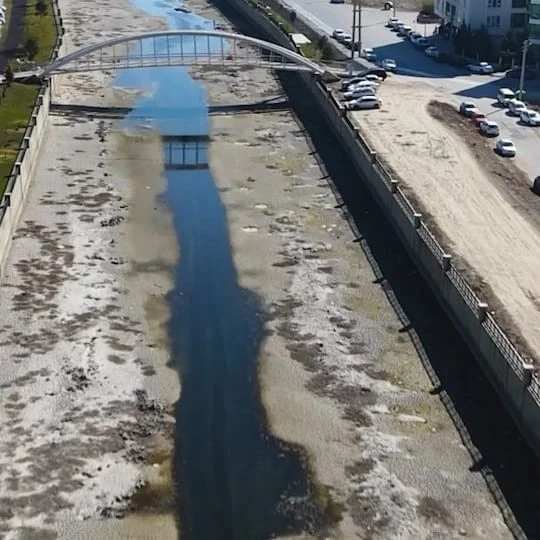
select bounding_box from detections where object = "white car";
[345,95,381,110]
[425,46,439,58]
[386,17,399,28]
[468,62,494,74]
[361,48,377,61]
[381,58,397,72]
[343,87,377,100]
[496,138,516,157]
[337,33,352,44]
[332,29,346,39]
[342,36,353,47]
[479,120,499,137]
[508,99,526,116]
[520,109,540,126]
[497,87,515,106]
[391,20,403,30]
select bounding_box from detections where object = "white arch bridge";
[14,30,336,79]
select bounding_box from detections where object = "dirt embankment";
[350,77,540,364]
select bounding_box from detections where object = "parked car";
[344,95,381,110]
[497,87,515,106]
[361,48,377,61]
[341,76,366,90]
[468,62,494,74]
[479,120,500,137]
[342,36,353,48]
[459,101,477,117]
[471,111,487,126]
[390,20,403,30]
[343,88,377,101]
[496,138,516,157]
[397,25,412,37]
[408,31,422,42]
[434,52,448,63]
[386,17,399,28]
[506,67,536,80]
[332,29,346,39]
[415,37,429,49]
[508,99,527,116]
[533,176,540,195]
[357,67,387,81]
[381,58,397,72]
[519,109,540,126]
[425,46,439,58]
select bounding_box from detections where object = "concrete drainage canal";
[115,0,327,538]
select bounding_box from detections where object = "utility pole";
[518,39,530,101]
[351,0,361,60]
[392,0,396,17]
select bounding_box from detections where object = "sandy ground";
[189,6,511,538]
[347,77,540,363]
[0,0,180,538]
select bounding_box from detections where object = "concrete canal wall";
[0,1,65,271]
[223,0,540,457]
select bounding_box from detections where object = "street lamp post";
[351,0,361,60]
[518,39,531,101]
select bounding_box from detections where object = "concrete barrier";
[225,0,540,458]
[0,0,64,272]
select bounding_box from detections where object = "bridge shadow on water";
[277,71,540,539]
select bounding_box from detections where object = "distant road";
[0,0,26,71]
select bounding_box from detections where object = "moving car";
[361,48,377,61]
[519,109,540,126]
[381,58,397,72]
[425,46,439,58]
[459,101,477,117]
[344,95,381,110]
[496,138,516,157]
[479,120,500,137]
[497,87,515,106]
[468,62,494,74]
[508,99,526,116]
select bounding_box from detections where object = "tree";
[24,37,39,60]
[36,0,47,16]
[470,26,492,60]
[4,64,14,86]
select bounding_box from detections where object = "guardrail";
[231,0,540,456]
[0,0,65,271]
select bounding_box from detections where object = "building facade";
[531,0,540,44]
[434,0,529,37]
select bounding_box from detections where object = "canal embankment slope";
[0,0,180,537]
[187,2,513,538]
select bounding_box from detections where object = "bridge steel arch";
[34,30,328,77]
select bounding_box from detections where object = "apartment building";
[434,0,529,37]
[531,0,540,44]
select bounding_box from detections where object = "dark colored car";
[533,176,540,195]
[356,68,388,81]
[446,54,468,67]
[434,52,448,63]
[506,68,536,80]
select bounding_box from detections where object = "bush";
[24,37,39,60]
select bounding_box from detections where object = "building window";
[511,0,527,8]
[488,0,501,7]
[511,13,527,27]
[487,15,501,27]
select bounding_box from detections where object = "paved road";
[284,0,540,180]
[0,0,27,71]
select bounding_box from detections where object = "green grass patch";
[299,42,323,61]
[0,83,40,192]
[24,0,57,63]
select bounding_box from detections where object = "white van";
[497,87,515,106]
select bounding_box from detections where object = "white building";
[530,0,540,44]
[434,0,529,37]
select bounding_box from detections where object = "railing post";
[477,302,488,322]
[442,254,451,271]
[523,364,536,388]
[413,212,422,229]
[391,179,398,194]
